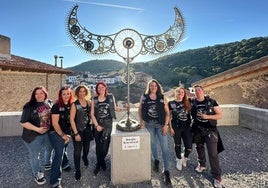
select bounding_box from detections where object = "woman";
[168,87,192,171]
[70,85,93,181]
[91,81,121,176]
[20,86,53,185]
[138,79,171,185]
[49,86,74,188]
[191,85,223,188]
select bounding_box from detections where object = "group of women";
[20,79,223,188]
[138,79,223,188]
[20,81,119,188]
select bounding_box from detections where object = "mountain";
[67,59,125,73]
[68,36,268,88]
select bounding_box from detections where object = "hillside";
[131,36,268,88]
[68,36,268,88]
[67,59,125,73]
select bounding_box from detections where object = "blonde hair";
[74,85,91,100]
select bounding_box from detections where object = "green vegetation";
[68,36,268,90]
[67,59,125,73]
[131,36,268,88]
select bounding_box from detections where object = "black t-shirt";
[96,98,112,120]
[50,103,71,134]
[191,97,218,128]
[20,102,51,128]
[168,100,190,127]
[20,102,51,143]
[168,100,188,121]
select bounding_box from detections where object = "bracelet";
[60,132,65,137]
[95,125,99,128]
[74,132,79,136]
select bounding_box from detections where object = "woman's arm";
[51,114,70,142]
[20,122,48,134]
[90,98,103,132]
[138,95,145,128]
[70,103,81,141]
[162,96,170,135]
[169,109,174,136]
[200,106,222,120]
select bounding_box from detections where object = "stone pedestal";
[111,123,151,185]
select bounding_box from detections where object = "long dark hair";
[145,79,164,97]
[57,86,74,107]
[28,86,48,106]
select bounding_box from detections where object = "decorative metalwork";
[66,4,185,131]
[67,5,184,58]
[121,71,135,85]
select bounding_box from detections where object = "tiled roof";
[0,55,72,74]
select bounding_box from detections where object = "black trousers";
[194,130,222,180]
[72,129,91,171]
[94,127,112,166]
[172,124,192,159]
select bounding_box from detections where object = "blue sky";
[1,0,267,68]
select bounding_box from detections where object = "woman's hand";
[62,134,71,144]
[36,127,49,134]
[96,125,104,132]
[162,125,169,136]
[170,127,175,136]
[74,134,81,142]
[140,121,145,129]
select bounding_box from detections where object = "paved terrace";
[1,105,268,188]
[0,125,267,188]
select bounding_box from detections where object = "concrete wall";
[239,105,268,133]
[0,112,22,137]
[218,104,239,126]
[1,105,268,137]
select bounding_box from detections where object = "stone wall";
[205,71,268,108]
[193,56,268,109]
[0,70,66,111]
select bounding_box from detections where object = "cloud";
[56,44,74,48]
[64,0,144,11]
[181,36,189,43]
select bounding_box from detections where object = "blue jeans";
[145,122,169,171]
[24,133,53,176]
[49,131,70,187]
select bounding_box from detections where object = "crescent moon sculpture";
[66,4,185,131]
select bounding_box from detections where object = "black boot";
[101,160,107,171]
[153,159,159,172]
[82,156,89,167]
[75,170,81,181]
[163,170,171,185]
[94,163,101,175]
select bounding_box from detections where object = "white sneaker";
[195,164,207,173]
[34,171,46,185]
[182,156,188,167]
[213,179,222,188]
[176,158,182,170]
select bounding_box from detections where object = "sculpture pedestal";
[111,123,151,185]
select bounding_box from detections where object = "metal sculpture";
[66,4,185,131]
